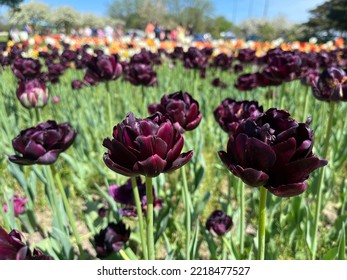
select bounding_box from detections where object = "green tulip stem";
[46,166,64,232]
[119,249,130,260]
[280,82,286,110]
[240,182,245,256]
[145,176,155,260]
[105,82,113,131]
[258,186,267,260]
[54,171,84,258]
[312,101,335,260]
[131,177,148,260]
[34,108,41,123]
[222,236,233,256]
[181,165,191,260]
[302,86,311,122]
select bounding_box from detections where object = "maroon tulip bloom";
[130,49,152,65]
[214,98,263,134]
[3,195,28,217]
[183,47,208,70]
[206,210,233,236]
[71,79,86,90]
[311,67,347,102]
[234,63,244,73]
[211,78,228,89]
[237,48,256,63]
[84,54,122,85]
[98,207,108,219]
[9,120,77,165]
[94,221,130,259]
[12,58,42,81]
[262,52,303,82]
[211,53,232,71]
[61,49,77,62]
[46,62,65,84]
[218,108,328,197]
[148,91,202,133]
[0,227,52,260]
[234,73,258,91]
[103,112,193,177]
[109,177,162,217]
[16,79,48,109]
[125,63,158,87]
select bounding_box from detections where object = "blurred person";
[105,25,114,38]
[177,23,185,43]
[145,22,155,39]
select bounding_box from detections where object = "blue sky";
[1,0,326,24]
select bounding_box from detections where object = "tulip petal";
[272,137,296,167]
[267,182,308,197]
[272,156,328,186]
[156,122,174,147]
[103,138,137,169]
[36,150,60,164]
[24,140,46,158]
[12,137,26,154]
[247,137,276,171]
[165,150,194,173]
[135,154,167,177]
[166,134,184,163]
[235,165,269,187]
[103,153,139,177]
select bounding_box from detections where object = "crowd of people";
[7,22,197,43]
[145,22,194,42]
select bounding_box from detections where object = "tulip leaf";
[189,221,200,260]
[124,247,138,260]
[337,222,346,260]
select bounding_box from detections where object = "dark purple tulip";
[109,177,162,217]
[131,49,152,65]
[103,112,193,177]
[256,72,282,87]
[16,79,48,109]
[148,91,202,133]
[12,58,42,81]
[214,98,263,134]
[237,48,256,63]
[211,78,228,89]
[71,79,86,90]
[233,63,244,73]
[47,62,65,84]
[234,73,258,91]
[311,67,347,102]
[0,227,52,260]
[94,221,130,258]
[85,54,122,85]
[206,210,233,236]
[211,53,232,71]
[98,207,108,219]
[8,120,77,165]
[183,47,208,70]
[262,52,303,82]
[218,108,328,197]
[201,47,214,57]
[61,49,77,62]
[170,46,184,60]
[3,195,28,217]
[125,63,158,87]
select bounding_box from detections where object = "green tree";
[7,1,50,32]
[0,0,23,9]
[49,6,81,34]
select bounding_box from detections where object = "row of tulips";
[0,40,346,260]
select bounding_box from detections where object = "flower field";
[0,36,346,260]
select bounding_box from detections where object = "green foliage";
[0,0,22,9]
[303,0,347,41]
